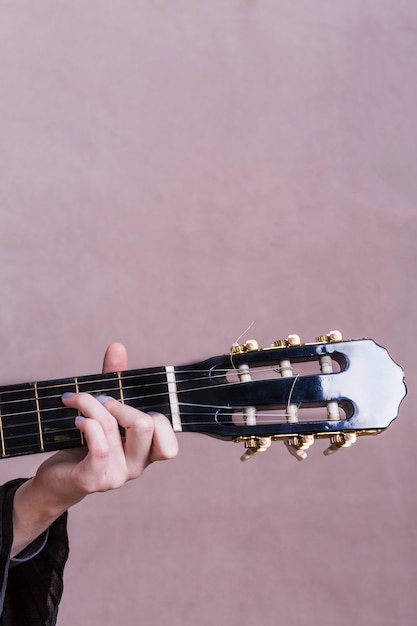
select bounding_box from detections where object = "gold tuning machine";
[236,436,272,462]
[273,334,301,348]
[231,339,259,354]
[316,330,343,343]
[284,435,315,461]
[323,432,357,456]
[235,432,359,461]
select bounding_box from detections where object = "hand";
[11,343,178,556]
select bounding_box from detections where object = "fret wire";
[0,405,6,457]
[117,372,125,404]
[34,382,45,452]
[74,377,85,446]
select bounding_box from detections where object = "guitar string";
[0,409,323,447]
[0,360,316,412]
[0,401,343,445]
[0,393,341,446]
[0,409,296,435]
[0,365,338,444]
[0,378,328,420]
[0,344,336,397]
[0,364,292,398]
[0,401,295,424]
[0,361,316,419]
[0,357,331,405]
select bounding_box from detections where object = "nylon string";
[0,364,321,442]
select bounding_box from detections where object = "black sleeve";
[0,479,69,626]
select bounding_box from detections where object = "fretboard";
[0,367,176,459]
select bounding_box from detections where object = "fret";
[117,372,125,404]
[33,383,45,452]
[74,377,85,445]
[77,372,121,400]
[0,406,6,458]
[0,384,44,457]
[117,368,170,416]
[37,378,80,452]
[0,368,174,458]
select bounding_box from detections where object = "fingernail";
[147,411,157,415]
[96,395,111,404]
[75,415,85,423]
[62,392,74,399]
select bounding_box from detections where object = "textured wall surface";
[1,2,416,625]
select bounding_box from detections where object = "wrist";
[29,469,86,520]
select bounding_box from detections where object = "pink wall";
[1,2,416,624]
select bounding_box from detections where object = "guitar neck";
[0,366,178,459]
[0,337,407,461]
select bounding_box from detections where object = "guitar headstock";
[176,331,406,461]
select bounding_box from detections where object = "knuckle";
[103,478,124,491]
[100,416,119,435]
[94,445,110,460]
[130,411,155,435]
[84,471,126,493]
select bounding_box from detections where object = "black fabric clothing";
[0,479,68,626]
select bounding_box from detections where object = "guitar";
[0,331,406,462]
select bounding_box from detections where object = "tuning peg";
[231,339,259,354]
[273,334,301,348]
[285,445,308,461]
[239,436,272,461]
[284,435,314,461]
[323,432,357,456]
[316,330,343,343]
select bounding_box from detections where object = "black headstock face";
[177,332,406,461]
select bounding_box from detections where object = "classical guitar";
[0,331,406,461]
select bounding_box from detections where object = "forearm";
[11,476,81,557]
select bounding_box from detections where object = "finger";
[62,393,123,442]
[102,342,128,373]
[74,416,110,459]
[99,398,156,476]
[102,401,178,463]
[148,412,179,462]
[72,416,128,492]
